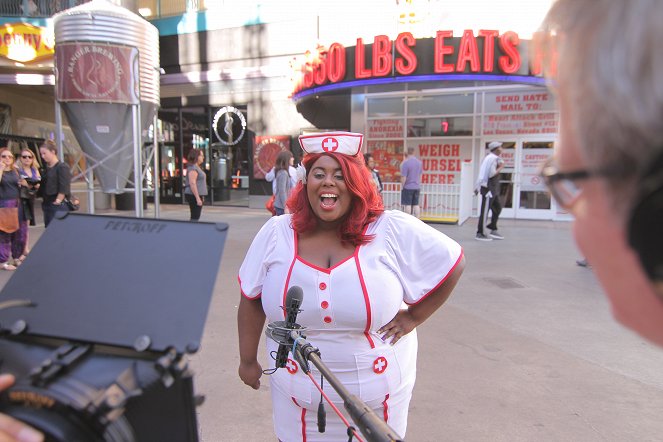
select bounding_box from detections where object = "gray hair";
[540,0,663,219]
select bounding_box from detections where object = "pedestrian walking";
[475,141,504,241]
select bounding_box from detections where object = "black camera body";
[0,213,228,442]
[0,338,198,442]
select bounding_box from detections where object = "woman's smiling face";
[306,155,351,227]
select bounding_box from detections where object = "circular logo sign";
[254,137,289,179]
[66,45,124,100]
[213,106,247,146]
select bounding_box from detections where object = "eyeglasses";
[539,156,615,209]
[21,155,33,159]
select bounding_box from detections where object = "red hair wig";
[288,152,384,246]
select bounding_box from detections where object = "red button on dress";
[321,301,329,309]
[323,316,332,323]
[319,282,327,290]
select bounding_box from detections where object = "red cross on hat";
[321,137,339,152]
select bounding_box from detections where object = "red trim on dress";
[404,249,464,306]
[382,394,390,422]
[355,225,375,348]
[295,254,354,274]
[238,275,261,299]
[282,231,299,318]
[291,398,307,441]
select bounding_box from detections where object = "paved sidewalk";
[3,205,663,441]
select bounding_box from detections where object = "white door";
[485,138,555,220]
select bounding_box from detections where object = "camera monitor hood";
[0,213,228,354]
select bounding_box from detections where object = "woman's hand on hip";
[238,360,262,390]
[378,309,417,345]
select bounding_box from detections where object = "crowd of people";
[0,139,75,272]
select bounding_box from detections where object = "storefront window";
[367,97,404,117]
[406,116,473,137]
[407,94,473,115]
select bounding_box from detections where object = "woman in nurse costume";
[238,132,465,441]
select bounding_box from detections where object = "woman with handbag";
[0,148,28,270]
[39,140,71,227]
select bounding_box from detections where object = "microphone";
[274,285,303,368]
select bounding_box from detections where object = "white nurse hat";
[298,132,363,157]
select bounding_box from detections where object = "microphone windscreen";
[286,285,304,305]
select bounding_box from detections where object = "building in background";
[0,0,561,221]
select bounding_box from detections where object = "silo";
[54,0,159,193]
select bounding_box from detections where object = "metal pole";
[54,100,63,162]
[86,167,95,215]
[132,103,143,217]
[153,113,160,218]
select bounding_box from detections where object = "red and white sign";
[482,113,558,136]
[253,135,290,179]
[56,42,139,104]
[367,119,404,139]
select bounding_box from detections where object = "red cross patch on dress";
[373,356,388,374]
[286,358,298,374]
[321,137,339,152]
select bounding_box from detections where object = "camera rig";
[0,213,228,442]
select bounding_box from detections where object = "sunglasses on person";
[1,154,13,159]
[21,155,33,159]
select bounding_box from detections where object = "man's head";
[488,141,503,155]
[540,0,663,345]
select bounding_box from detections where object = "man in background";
[400,147,423,218]
[475,141,504,241]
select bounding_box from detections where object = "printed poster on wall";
[366,140,404,183]
[367,119,404,139]
[253,135,290,179]
[409,140,472,185]
[520,148,553,191]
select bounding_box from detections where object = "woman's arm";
[238,295,266,389]
[274,170,288,208]
[55,163,71,205]
[188,169,202,206]
[379,255,465,344]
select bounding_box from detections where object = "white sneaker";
[489,230,504,240]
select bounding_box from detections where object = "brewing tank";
[54,0,159,193]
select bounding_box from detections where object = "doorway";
[485,138,555,220]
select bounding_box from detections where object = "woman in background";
[39,140,71,228]
[0,148,27,270]
[184,148,208,221]
[365,152,383,196]
[17,148,40,227]
[272,150,293,216]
